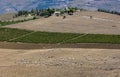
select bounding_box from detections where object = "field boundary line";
[8,31,37,41]
[58,33,88,44]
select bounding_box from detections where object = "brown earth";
[0,11,120,77]
[0,13,15,21]
[0,48,120,77]
[4,11,120,35]
[0,42,120,49]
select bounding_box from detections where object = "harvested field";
[4,11,120,35]
[0,11,120,77]
[0,48,120,77]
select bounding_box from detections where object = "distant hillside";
[0,0,120,14]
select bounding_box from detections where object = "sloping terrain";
[0,13,15,21]
[0,9,120,77]
[4,11,120,35]
[0,48,120,77]
[0,13,34,21]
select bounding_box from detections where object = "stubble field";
[0,48,120,77]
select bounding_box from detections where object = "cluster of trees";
[98,9,120,15]
[39,8,55,17]
[14,8,55,18]
[15,7,79,18]
[65,7,78,15]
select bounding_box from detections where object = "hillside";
[0,0,120,14]
[4,11,120,35]
[0,5,120,77]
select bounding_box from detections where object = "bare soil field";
[4,11,120,34]
[0,48,120,77]
[0,42,120,49]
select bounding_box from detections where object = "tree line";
[98,9,120,15]
[14,7,79,18]
[14,8,120,18]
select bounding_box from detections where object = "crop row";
[0,28,120,44]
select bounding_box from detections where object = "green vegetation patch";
[12,32,80,43]
[65,34,120,44]
[0,28,31,41]
[0,28,120,44]
[0,21,18,26]
[0,18,37,26]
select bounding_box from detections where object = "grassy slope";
[0,28,120,44]
[0,28,31,41]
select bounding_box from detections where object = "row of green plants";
[0,17,37,26]
[0,28,120,44]
[65,34,120,44]
[98,9,120,15]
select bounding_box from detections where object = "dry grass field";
[0,13,15,21]
[0,48,120,77]
[0,11,120,77]
[0,13,34,21]
[4,11,120,35]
